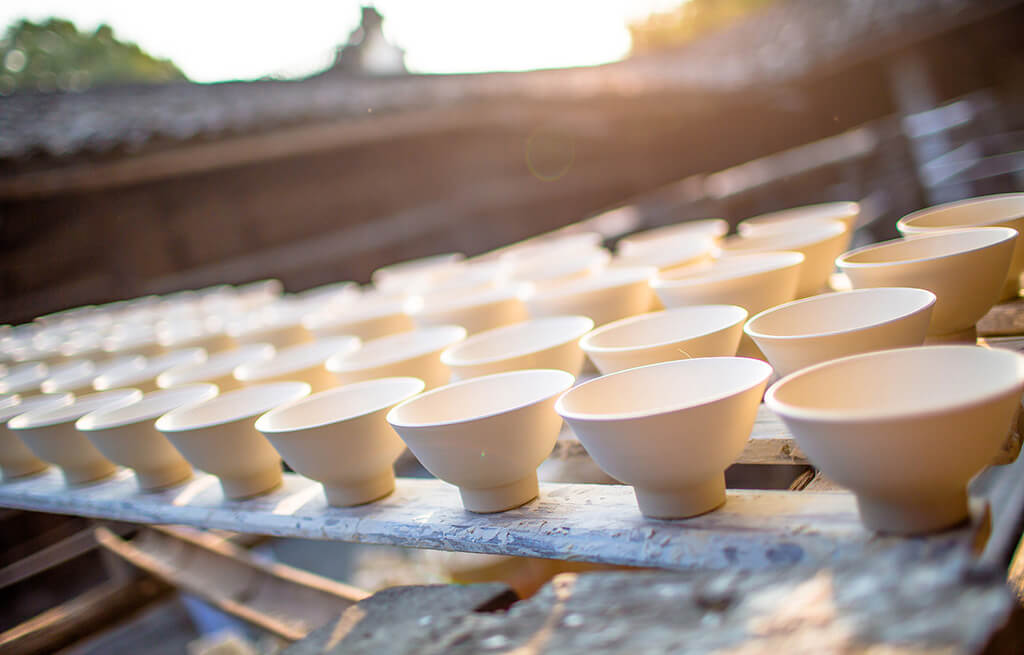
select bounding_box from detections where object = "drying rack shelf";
[0,468,985,571]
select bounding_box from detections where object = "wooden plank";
[0,525,129,589]
[979,298,1024,337]
[0,469,985,572]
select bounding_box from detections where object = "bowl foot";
[460,475,539,513]
[634,475,726,519]
[220,467,283,500]
[924,325,977,344]
[856,489,969,535]
[135,462,194,492]
[62,460,118,486]
[324,470,396,507]
[1,458,50,480]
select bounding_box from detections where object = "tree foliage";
[0,18,185,94]
[629,0,776,55]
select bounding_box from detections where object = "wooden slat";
[0,469,985,572]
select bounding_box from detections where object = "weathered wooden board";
[0,469,984,571]
[979,298,1024,337]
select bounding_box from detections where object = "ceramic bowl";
[612,235,716,272]
[521,267,656,327]
[9,389,142,484]
[498,248,611,290]
[157,343,275,392]
[303,298,414,341]
[77,384,218,490]
[765,346,1024,534]
[234,337,360,391]
[738,201,860,236]
[897,193,1024,300]
[720,221,847,297]
[580,305,748,375]
[617,219,729,255]
[387,369,575,512]
[326,325,466,389]
[102,329,165,359]
[372,253,466,293]
[744,288,936,377]
[651,252,805,316]
[226,312,312,350]
[492,233,603,268]
[157,319,235,353]
[836,227,1017,340]
[155,381,310,499]
[256,377,425,506]
[38,359,97,395]
[407,289,528,335]
[93,349,206,393]
[441,316,593,381]
[556,357,772,518]
[0,362,49,395]
[0,392,73,479]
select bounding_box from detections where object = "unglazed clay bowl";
[155,381,310,499]
[836,227,1017,340]
[94,348,206,393]
[372,253,465,294]
[441,316,593,381]
[617,219,729,255]
[407,289,528,335]
[234,337,359,391]
[157,343,275,392]
[77,384,218,490]
[744,288,936,377]
[388,369,574,512]
[0,392,73,479]
[497,248,611,290]
[765,346,1024,534]
[897,193,1024,300]
[303,298,414,341]
[651,252,805,316]
[580,305,748,375]
[326,325,466,389]
[611,235,715,273]
[256,377,425,506]
[522,267,656,327]
[9,389,142,485]
[556,357,772,518]
[738,201,859,237]
[720,221,847,297]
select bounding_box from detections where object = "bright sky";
[0,1,684,82]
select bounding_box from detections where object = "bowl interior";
[745,288,936,338]
[388,369,573,427]
[156,382,309,431]
[654,252,804,286]
[327,326,465,370]
[0,392,73,423]
[257,377,425,432]
[525,267,654,301]
[839,227,1017,266]
[557,357,771,419]
[10,389,142,429]
[443,316,593,365]
[236,337,358,380]
[900,194,1024,229]
[78,384,219,430]
[767,346,1024,419]
[584,306,747,351]
[722,221,845,252]
[742,202,859,231]
[160,343,275,386]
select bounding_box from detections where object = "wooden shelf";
[0,468,984,571]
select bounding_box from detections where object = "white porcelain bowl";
[617,219,729,255]
[897,193,1024,300]
[556,357,772,518]
[441,316,593,381]
[234,337,359,391]
[407,288,528,335]
[612,235,715,272]
[77,384,218,490]
[9,389,143,484]
[498,248,611,290]
[256,377,425,506]
[157,343,275,392]
[326,325,465,389]
[744,288,936,377]
[766,346,1024,534]
[0,392,73,479]
[720,221,847,297]
[836,227,1017,339]
[580,305,748,375]
[521,267,656,327]
[302,298,414,341]
[156,381,310,499]
[0,362,50,395]
[372,253,465,294]
[93,349,206,392]
[738,201,859,236]
[388,369,575,512]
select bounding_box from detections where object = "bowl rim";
[897,192,1024,231]
[77,384,219,431]
[371,252,465,284]
[440,315,594,367]
[326,325,466,372]
[0,392,73,423]
[555,356,772,421]
[764,345,1024,423]
[580,305,748,354]
[743,287,937,341]
[157,343,275,387]
[9,389,143,430]
[522,266,656,302]
[255,376,426,434]
[155,381,310,432]
[835,226,1018,269]
[618,218,729,249]
[235,336,360,381]
[386,368,575,429]
[722,219,846,251]
[739,201,860,231]
[652,251,804,288]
